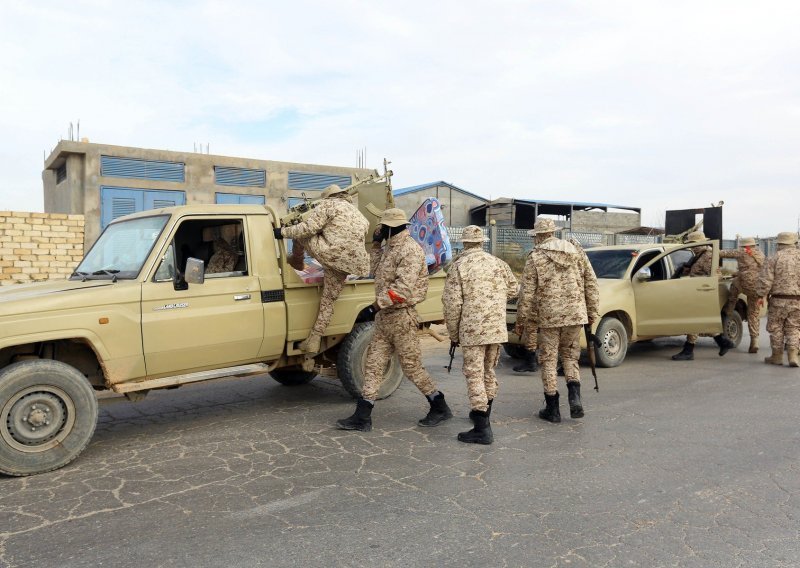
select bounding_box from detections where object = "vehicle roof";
[112,204,274,223]
[586,242,707,252]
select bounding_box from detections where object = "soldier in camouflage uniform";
[671,231,736,360]
[514,218,599,423]
[337,208,453,432]
[274,184,370,371]
[206,238,238,273]
[720,237,765,353]
[443,225,518,444]
[757,231,800,367]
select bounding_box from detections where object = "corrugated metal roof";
[393,181,488,203]
[473,197,640,213]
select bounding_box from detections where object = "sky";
[1,0,798,237]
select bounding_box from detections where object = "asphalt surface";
[1,324,798,568]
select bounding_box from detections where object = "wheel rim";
[725,317,740,341]
[602,329,621,358]
[1,386,76,453]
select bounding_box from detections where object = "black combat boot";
[671,342,694,360]
[538,392,561,423]
[418,392,453,427]
[457,410,493,445]
[512,350,539,372]
[566,381,584,418]
[713,334,735,356]
[336,398,373,432]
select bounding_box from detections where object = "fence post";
[489,221,497,255]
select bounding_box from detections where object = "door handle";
[233,294,251,301]
[696,286,714,292]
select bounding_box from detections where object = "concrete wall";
[571,210,641,233]
[393,184,486,227]
[44,141,373,247]
[0,211,85,286]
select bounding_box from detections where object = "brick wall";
[0,211,85,286]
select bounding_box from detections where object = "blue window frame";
[215,193,266,205]
[100,186,186,228]
[288,171,351,190]
[214,166,266,187]
[100,156,185,182]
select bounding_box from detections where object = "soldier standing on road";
[757,232,800,367]
[671,231,736,361]
[720,237,766,353]
[274,185,370,371]
[336,208,453,432]
[443,225,518,444]
[514,218,599,423]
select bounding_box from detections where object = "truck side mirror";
[635,267,651,282]
[184,257,205,285]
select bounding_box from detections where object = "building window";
[55,163,67,184]
[100,186,186,228]
[101,155,185,182]
[214,166,266,188]
[288,171,351,191]
[215,193,265,205]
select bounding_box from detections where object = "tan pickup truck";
[0,200,444,476]
[505,239,746,367]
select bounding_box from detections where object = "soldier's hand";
[514,323,524,337]
[372,225,384,243]
[371,301,381,313]
[273,227,283,240]
[757,297,765,307]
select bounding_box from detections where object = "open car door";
[632,241,722,337]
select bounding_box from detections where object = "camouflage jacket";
[282,198,370,276]
[683,246,713,277]
[516,236,599,330]
[371,231,429,311]
[442,248,519,346]
[720,247,765,295]
[757,247,800,299]
[206,239,238,273]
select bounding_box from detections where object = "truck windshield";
[72,216,169,280]
[585,249,637,279]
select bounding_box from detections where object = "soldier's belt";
[771,294,800,300]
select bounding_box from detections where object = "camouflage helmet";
[776,231,798,245]
[460,225,488,243]
[527,217,557,236]
[379,207,409,227]
[321,184,347,198]
[685,230,707,243]
[738,237,757,247]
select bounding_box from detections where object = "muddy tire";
[722,310,743,348]
[0,360,98,476]
[337,322,403,400]
[594,317,628,368]
[269,367,317,386]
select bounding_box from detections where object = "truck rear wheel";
[0,360,98,476]
[337,322,404,400]
[722,310,743,348]
[269,367,317,386]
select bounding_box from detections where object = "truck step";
[111,363,271,394]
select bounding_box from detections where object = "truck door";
[141,216,265,377]
[633,242,722,337]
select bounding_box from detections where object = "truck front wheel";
[337,322,404,399]
[594,317,629,368]
[722,310,743,347]
[0,360,98,476]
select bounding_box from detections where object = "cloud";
[0,0,798,235]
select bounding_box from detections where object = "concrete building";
[43,140,373,246]
[392,181,488,228]
[469,198,641,234]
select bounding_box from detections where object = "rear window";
[586,249,637,279]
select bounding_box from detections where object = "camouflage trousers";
[461,344,501,412]
[312,267,347,335]
[362,307,437,401]
[766,298,800,351]
[539,325,581,395]
[725,282,762,340]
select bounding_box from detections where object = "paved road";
[1,328,798,567]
